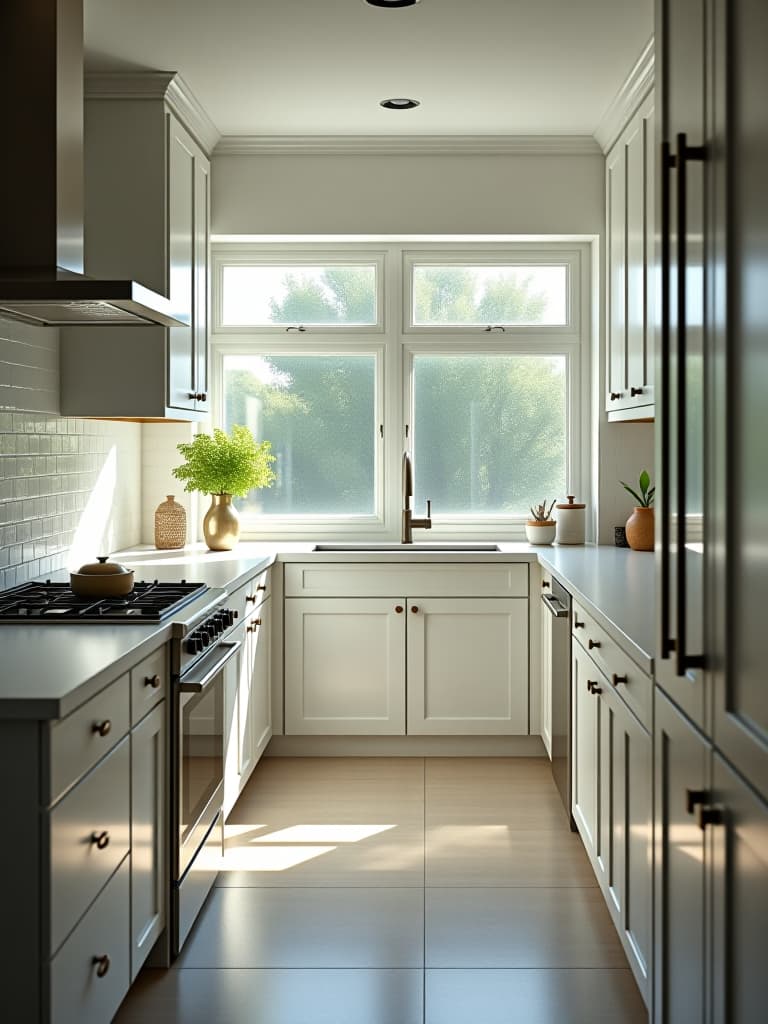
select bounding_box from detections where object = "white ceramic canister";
[555,495,586,544]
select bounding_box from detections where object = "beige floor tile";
[426,825,597,886]
[176,886,425,968]
[426,888,627,968]
[425,757,555,785]
[214,820,424,886]
[425,969,647,1024]
[426,785,568,828]
[116,968,424,1024]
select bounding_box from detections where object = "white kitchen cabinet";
[224,572,273,817]
[406,597,528,735]
[285,597,406,735]
[539,571,553,756]
[60,74,211,419]
[606,90,656,420]
[284,562,530,737]
[130,701,166,981]
[572,627,652,1005]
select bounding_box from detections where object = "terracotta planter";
[203,493,240,551]
[625,506,654,551]
[525,520,556,545]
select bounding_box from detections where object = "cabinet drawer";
[50,855,130,1024]
[231,568,270,622]
[50,737,130,955]
[285,562,528,598]
[130,645,167,725]
[572,599,651,729]
[50,674,130,803]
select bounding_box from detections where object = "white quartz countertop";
[0,541,655,719]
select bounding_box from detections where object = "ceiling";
[84,0,653,138]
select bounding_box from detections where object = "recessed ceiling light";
[380,98,420,110]
[365,1,421,8]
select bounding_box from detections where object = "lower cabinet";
[654,686,768,1024]
[224,594,272,817]
[572,641,652,1004]
[284,595,528,735]
[130,701,166,981]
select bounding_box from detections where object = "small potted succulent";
[525,499,557,545]
[620,470,655,551]
[172,425,276,551]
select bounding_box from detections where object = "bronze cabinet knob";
[541,580,550,589]
[91,830,110,850]
[411,605,419,614]
[245,594,256,604]
[395,606,404,614]
[257,584,267,591]
[574,618,585,629]
[610,391,622,400]
[92,720,111,737]
[588,639,601,650]
[630,386,644,397]
[93,954,111,978]
[145,674,161,689]
[247,619,262,632]
[612,673,628,686]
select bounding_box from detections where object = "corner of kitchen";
[0,1,765,1023]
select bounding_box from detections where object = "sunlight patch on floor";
[248,824,396,844]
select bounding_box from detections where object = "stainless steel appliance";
[541,577,574,823]
[170,594,240,956]
[0,580,207,622]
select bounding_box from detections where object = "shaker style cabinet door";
[571,644,601,869]
[653,687,710,1024]
[284,598,406,735]
[130,701,166,981]
[249,597,272,761]
[711,752,768,1024]
[406,597,528,735]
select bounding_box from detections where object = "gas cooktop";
[0,580,208,623]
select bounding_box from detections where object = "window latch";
[285,325,306,332]
[484,324,506,332]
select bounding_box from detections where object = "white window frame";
[211,239,591,541]
[403,245,582,335]
[212,247,386,334]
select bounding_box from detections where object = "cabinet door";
[540,585,553,757]
[223,622,244,817]
[601,681,652,1004]
[249,597,272,763]
[626,94,655,410]
[653,687,709,1024]
[167,116,198,413]
[130,701,166,981]
[406,597,528,736]
[606,138,627,410]
[711,752,768,1024]
[284,598,406,735]
[193,153,210,413]
[571,644,601,865]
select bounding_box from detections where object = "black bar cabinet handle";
[660,139,673,662]
[675,132,706,677]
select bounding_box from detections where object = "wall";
[0,317,142,589]
[141,422,200,546]
[597,422,655,544]
[212,152,605,235]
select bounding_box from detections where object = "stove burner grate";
[0,580,209,623]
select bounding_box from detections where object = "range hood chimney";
[0,0,186,328]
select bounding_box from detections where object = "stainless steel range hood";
[0,0,187,329]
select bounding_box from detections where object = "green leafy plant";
[620,470,655,508]
[529,499,556,522]
[172,425,276,497]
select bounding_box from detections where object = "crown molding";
[593,38,655,153]
[85,72,221,155]
[213,134,603,157]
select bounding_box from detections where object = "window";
[410,353,567,516]
[212,242,588,537]
[221,351,380,519]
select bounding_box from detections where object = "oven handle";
[178,640,241,693]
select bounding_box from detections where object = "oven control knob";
[225,609,235,627]
[207,617,221,636]
[199,629,211,646]
[185,635,200,655]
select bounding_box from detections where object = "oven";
[171,598,240,956]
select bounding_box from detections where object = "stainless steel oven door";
[176,639,240,880]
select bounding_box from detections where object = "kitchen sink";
[313,543,501,552]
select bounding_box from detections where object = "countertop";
[0,542,655,719]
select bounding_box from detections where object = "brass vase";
[203,493,240,551]
[625,506,654,551]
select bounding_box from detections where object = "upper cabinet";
[60,74,217,420]
[606,91,656,421]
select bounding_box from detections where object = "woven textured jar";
[154,495,186,550]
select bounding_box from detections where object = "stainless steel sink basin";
[313,543,500,552]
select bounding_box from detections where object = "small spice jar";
[555,495,586,545]
[154,495,186,550]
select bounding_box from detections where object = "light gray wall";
[212,152,605,235]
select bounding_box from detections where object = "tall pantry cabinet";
[653,2,768,1022]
